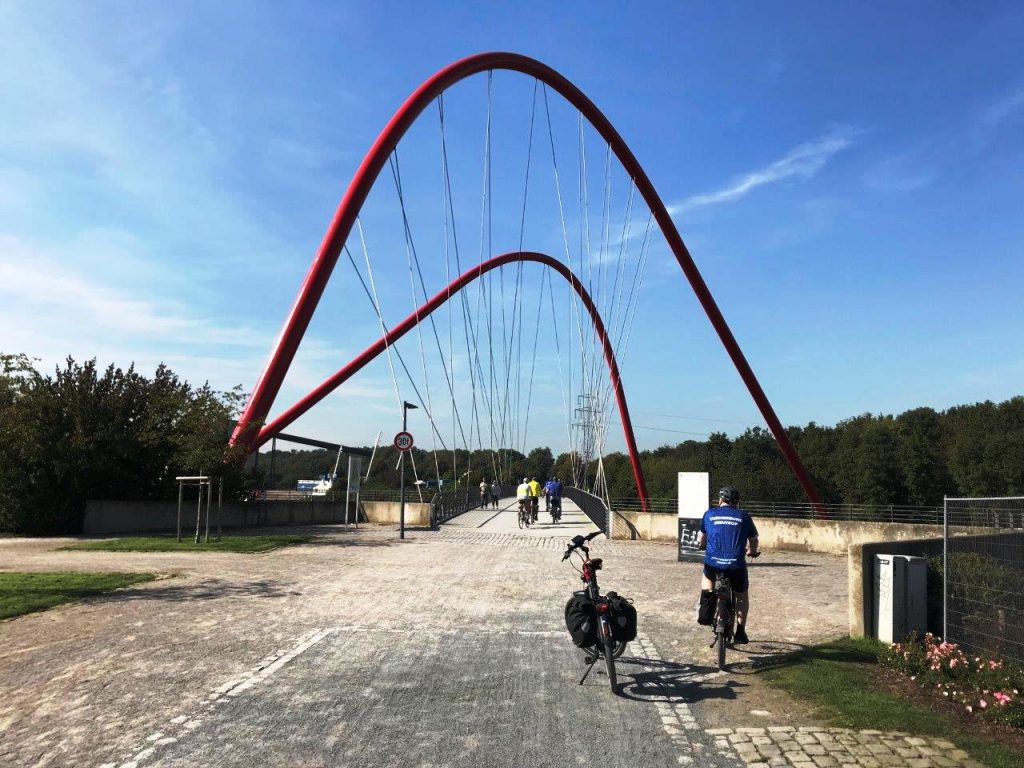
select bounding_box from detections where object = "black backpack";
[606,591,638,642]
[564,593,599,647]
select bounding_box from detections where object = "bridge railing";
[607,497,944,524]
[564,486,609,532]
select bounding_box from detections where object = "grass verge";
[0,571,157,620]
[760,637,1020,768]
[64,534,316,553]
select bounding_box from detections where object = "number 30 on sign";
[394,431,414,451]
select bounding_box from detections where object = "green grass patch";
[0,571,157,620]
[761,637,1021,768]
[64,534,316,553]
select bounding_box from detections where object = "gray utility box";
[874,554,927,643]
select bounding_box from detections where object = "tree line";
[262,399,1024,508]
[3,352,1021,533]
[597,398,1024,506]
[0,355,245,534]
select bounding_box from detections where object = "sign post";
[396,402,417,539]
[345,455,363,530]
[678,472,709,562]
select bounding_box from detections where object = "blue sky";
[1,1,1022,457]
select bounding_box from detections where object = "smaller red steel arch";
[252,251,651,510]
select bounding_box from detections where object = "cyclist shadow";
[717,640,808,673]
[613,656,746,704]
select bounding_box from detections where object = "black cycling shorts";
[703,564,749,593]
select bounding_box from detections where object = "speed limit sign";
[394,431,414,452]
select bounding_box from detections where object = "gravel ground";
[0,502,848,767]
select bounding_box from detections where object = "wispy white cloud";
[863,152,935,193]
[978,87,1024,130]
[0,235,269,345]
[973,86,1024,150]
[667,128,858,216]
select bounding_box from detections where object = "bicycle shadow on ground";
[731,640,876,675]
[612,655,746,704]
[720,640,816,675]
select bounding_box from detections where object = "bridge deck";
[443,496,599,536]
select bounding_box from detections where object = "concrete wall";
[83,498,431,535]
[610,510,678,541]
[361,501,432,527]
[611,510,952,555]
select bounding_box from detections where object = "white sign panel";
[677,472,709,561]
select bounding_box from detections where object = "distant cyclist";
[490,480,500,509]
[546,476,563,520]
[516,477,531,506]
[528,476,542,522]
[696,485,760,644]
[479,478,489,508]
[543,477,556,512]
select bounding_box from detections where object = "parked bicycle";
[562,532,636,693]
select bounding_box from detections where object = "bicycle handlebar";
[562,531,604,560]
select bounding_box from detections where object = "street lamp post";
[399,400,418,539]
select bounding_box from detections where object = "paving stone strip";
[631,630,741,766]
[705,727,985,768]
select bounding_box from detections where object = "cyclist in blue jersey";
[696,485,759,644]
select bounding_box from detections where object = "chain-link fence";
[943,496,1024,667]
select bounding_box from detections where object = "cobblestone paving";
[705,727,986,768]
[0,524,993,767]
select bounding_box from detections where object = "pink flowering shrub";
[883,633,1024,729]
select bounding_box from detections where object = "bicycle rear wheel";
[518,509,525,529]
[716,631,727,670]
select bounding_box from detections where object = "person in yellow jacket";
[528,477,542,522]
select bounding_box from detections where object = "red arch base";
[229,52,823,514]
[252,252,649,507]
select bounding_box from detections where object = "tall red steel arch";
[230,51,824,513]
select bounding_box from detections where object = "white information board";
[677,472,709,562]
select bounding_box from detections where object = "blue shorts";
[703,564,749,593]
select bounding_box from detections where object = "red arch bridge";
[229,52,823,517]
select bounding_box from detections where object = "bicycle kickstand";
[579,652,600,685]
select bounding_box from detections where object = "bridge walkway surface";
[441,495,598,536]
[0,524,979,767]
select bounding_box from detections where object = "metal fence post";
[176,480,184,542]
[942,495,948,641]
[217,477,223,540]
[194,482,203,544]
[205,479,212,544]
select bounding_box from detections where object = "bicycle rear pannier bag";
[564,593,598,647]
[606,591,638,642]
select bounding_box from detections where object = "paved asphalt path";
[0,502,849,768]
